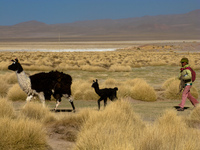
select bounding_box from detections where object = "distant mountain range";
[0,9,200,41]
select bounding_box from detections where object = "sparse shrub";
[83,89,99,100]
[162,77,177,89]
[117,85,131,98]
[103,78,118,86]
[0,73,18,84]
[0,98,15,118]
[109,65,132,72]
[75,100,146,150]
[20,102,56,124]
[186,105,200,128]
[81,65,106,72]
[7,84,27,101]
[0,79,9,96]
[0,61,10,70]
[0,117,47,150]
[130,79,157,101]
[72,80,98,100]
[140,110,200,150]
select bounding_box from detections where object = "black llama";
[92,79,118,110]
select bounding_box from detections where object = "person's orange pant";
[179,85,199,108]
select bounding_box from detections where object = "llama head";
[91,79,99,88]
[8,58,23,73]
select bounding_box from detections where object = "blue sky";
[0,0,199,25]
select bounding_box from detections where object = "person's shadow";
[173,106,190,110]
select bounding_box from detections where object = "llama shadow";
[50,109,73,112]
[173,106,190,110]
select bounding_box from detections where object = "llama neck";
[16,71,31,93]
[94,85,100,95]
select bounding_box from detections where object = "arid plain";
[1,40,200,150]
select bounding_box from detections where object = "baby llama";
[92,79,118,110]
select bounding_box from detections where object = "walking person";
[177,58,199,111]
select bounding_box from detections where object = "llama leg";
[26,95,33,103]
[54,101,61,110]
[98,97,103,110]
[38,92,45,107]
[54,94,61,110]
[63,94,75,111]
[104,98,108,108]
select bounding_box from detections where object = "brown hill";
[0,9,199,41]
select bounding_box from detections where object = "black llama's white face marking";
[8,59,22,72]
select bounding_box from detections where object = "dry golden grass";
[130,78,157,101]
[20,102,56,124]
[0,73,18,84]
[185,105,200,128]
[0,98,15,118]
[1,49,200,72]
[0,79,10,96]
[7,84,27,101]
[75,100,200,150]
[140,109,200,150]
[0,117,47,150]
[109,64,132,72]
[75,100,146,150]
[72,80,99,100]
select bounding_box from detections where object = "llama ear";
[96,79,98,82]
[93,80,95,83]
[11,59,15,62]
[15,58,18,62]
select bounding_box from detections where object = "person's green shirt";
[179,64,192,85]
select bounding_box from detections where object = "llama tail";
[114,87,118,91]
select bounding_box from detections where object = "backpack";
[185,67,196,82]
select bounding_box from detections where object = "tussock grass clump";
[72,80,98,100]
[75,100,146,150]
[140,110,200,150]
[23,65,53,71]
[130,78,157,101]
[109,64,132,72]
[0,79,9,96]
[103,78,118,86]
[0,61,10,70]
[189,105,200,122]
[0,98,15,118]
[186,105,200,128]
[81,65,106,72]
[0,73,17,84]
[0,117,47,150]
[20,102,56,124]
[164,79,199,100]
[7,84,27,101]
[162,77,177,90]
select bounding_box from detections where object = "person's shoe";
[177,107,184,111]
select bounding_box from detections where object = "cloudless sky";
[0,0,199,25]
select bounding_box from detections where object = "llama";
[8,58,75,111]
[91,79,118,110]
